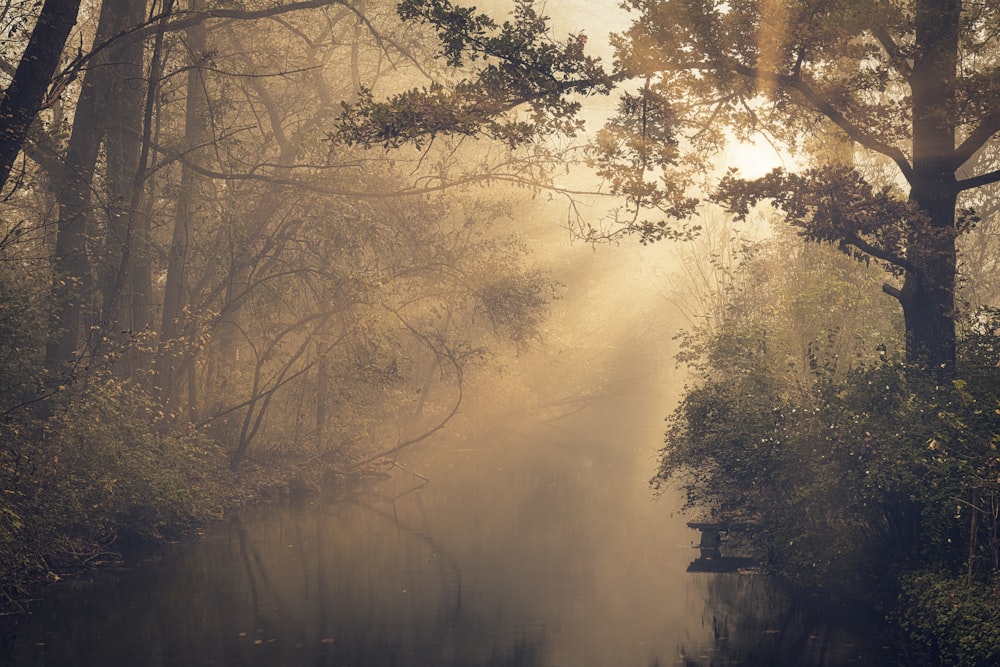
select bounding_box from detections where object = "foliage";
[658,229,1000,661]
[715,165,921,274]
[661,295,1000,588]
[334,0,612,149]
[956,144,1000,310]
[586,84,700,239]
[0,262,50,417]
[336,0,1000,373]
[1,376,225,603]
[897,571,1000,667]
[657,229,909,593]
[0,0,560,610]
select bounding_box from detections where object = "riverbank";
[0,388,369,616]
[1,363,904,667]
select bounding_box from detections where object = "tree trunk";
[0,0,81,192]
[896,216,957,373]
[315,353,329,435]
[46,0,134,372]
[103,0,152,378]
[903,0,961,374]
[157,0,206,408]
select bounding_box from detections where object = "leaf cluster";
[715,165,919,273]
[658,232,1000,655]
[1,377,225,603]
[334,0,613,149]
[898,570,1000,667]
[585,85,701,236]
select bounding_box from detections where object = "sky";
[478,1,783,177]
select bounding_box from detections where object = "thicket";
[0,269,223,606]
[0,0,559,611]
[0,382,222,605]
[656,226,1000,666]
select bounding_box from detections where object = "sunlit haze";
[4,1,988,666]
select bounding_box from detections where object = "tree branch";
[872,26,912,80]
[732,62,915,184]
[53,1,356,94]
[882,282,902,302]
[0,0,82,191]
[150,135,608,200]
[787,79,915,184]
[953,115,1000,173]
[842,232,915,275]
[956,166,1000,193]
[351,340,464,469]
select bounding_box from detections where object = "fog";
[5,0,985,664]
[3,219,891,666]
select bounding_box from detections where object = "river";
[1,241,897,666]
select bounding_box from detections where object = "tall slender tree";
[47,0,148,371]
[0,0,81,192]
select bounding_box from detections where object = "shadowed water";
[1,243,899,666]
[0,365,896,667]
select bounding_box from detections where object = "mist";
[2,1,998,666]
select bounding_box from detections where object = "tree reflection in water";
[1,498,548,667]
[1,496,902,667]
[221,501,550,667]
[675,573,897,667]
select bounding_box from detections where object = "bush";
[1,376,226,604]
[897,571,1000,667]
[657,304,1000,662]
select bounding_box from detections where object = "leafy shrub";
[657,216,1000,599]
[1,376,226,603]
[897,571,1000,667]
[658,293,1000,662]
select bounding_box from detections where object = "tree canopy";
[336,0,1000,374]
[0,0,558,602]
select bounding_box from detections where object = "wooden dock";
[686,521,757,573]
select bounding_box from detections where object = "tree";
[335,0,1000,375]
[0,0,560,602]
[655,223,909,593]
[46,0,147,372]
[0,0,82,192]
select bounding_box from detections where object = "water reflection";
[3,498,550,667]
[677,573,895,666]
[1,404,897,667]
[1,251,898,665]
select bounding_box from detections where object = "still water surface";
[3,373,896,667]
[2,244,897,666]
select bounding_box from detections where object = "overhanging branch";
[731,62,915,185]
[841,232,915,274]
[53,1,358,94]
[953,115,1000,172]
[956,166,1000,193]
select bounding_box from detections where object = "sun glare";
[723,138,786,178]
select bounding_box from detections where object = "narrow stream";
[0,362,896,666]
[1,244,898,666]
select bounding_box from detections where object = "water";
[0,366,896,667]
[0,242,898,666]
